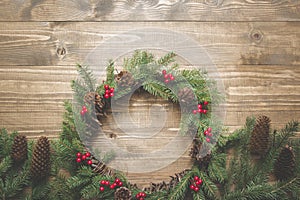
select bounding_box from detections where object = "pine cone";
[177,87,195,105]
[274,145,296,181]
[189,135,212,170]
[114,187,132,200]
[84,92,105,119]
[249,115,271,156]
[11,135,28,163]
[115,71,138,89]
[30,136,51,180]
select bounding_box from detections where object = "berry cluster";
[104,84,114,99]
[189,176,203,192]
[204,127,213,143]
[162,70,175,84]
[80,105,88,116]
[192,101,209,115]
[76,152,92,165]
[135,191,147,200]
[99,178,123,192]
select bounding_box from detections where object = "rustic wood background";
[0,0,299,187]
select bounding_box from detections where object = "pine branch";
[156,52,176,66]
[208,153,227,184]
[143,81,177,102]
[0,156,12,177]
[274,121,299,150]
[199,171,219,199]
[76,64,96,92]
[61,101,80,142]
[106,60,115,87]
[168,169,196,200]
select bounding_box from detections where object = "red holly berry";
[76,158,81,163]
[198,104,202,109]
[81,155,86,160]
[170,76,175,81]
[207,127,212,132]
[194,187,199,192]
[110,88,114,93]
[190,184,195,190]
[162,70,167,75]
[104,85,109,90]
[118,181,123,186]
[203,101,209,105]
[85,152,91,157]
[198,179,203,185]
[76,152,81,158]
[80,110,85,116]
[204,130,209,135]
[105,89,110,94]
[194,176,199,181]
[206,138,210,143]
[139,198,144,200]
[195,180,203,185]
[110,92,114,97]
[136,194,140,198]
[198,109,202,113]
[164,74,169,79]
[202,109,207,114]
[165,79,169,83]
[82,105,87,111]
[99,186,105,192]
[100,180,106,185]
[104,93,110,99]
[105,181,110,185]
[110,183,117,189]
[115,178,120,183]
[208,132,213,137]
[193,110,198,114]
[87,160,92,165]
[141,192,146,197]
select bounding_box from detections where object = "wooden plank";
[0,22,299,66]
[0,65,299,137]
[0,0,299,22]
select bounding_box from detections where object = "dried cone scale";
[84,92,105,120]
[274,145,296,181]
[11,135,28,163]
[189,135,212,170]
[115,71,138,89]
[30,136,51,180]
[114,187,132,200]
[249,115,271,156]
[177,87,195,104]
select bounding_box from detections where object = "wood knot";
[204,0,223,7]
[56,45,66,59]
[249,29,263,44]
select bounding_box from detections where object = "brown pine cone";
[114,187,132,200]
[249,115,271,156]
[274,145,296,181]
[30,136,51,180]
[115,71,138,89]
[11,135,28,163]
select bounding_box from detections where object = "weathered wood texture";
[0,1,299,187]
[0,0,299,21]
[0,22,299,66]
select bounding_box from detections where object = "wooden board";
[0,64,299,137]
[0,22,299,66]
[0,0,299,22]
[0,0,299,187]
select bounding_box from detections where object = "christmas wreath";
[0,51,299,200]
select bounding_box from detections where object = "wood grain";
[0,22,299,66]
[0,0,299,22]
[0,65,298,136]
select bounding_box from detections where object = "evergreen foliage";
[0,52,298,199]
